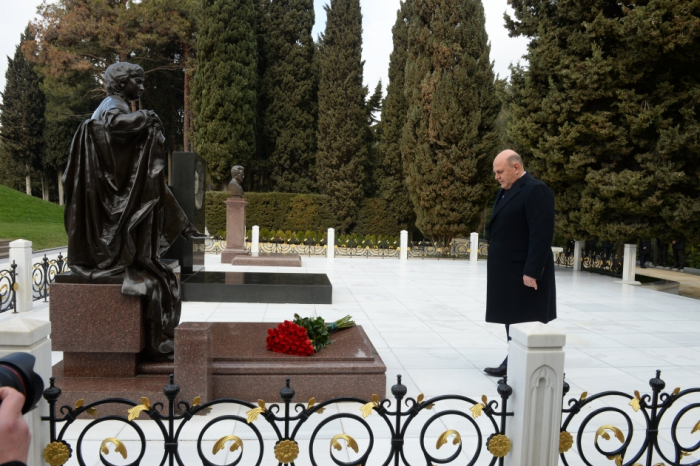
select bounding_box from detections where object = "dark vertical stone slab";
[164,151,206,274]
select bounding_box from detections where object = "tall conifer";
[401,0,499,244]
[316,0,368,232]
[507,0,700,243]
[0,27,45,196]
[192,0,258,188]
[258,0,318,193]
[376,2,415,234]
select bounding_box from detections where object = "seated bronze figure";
[63,62,203,356]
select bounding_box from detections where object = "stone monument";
[163,152,206,276]
[221,166,248,262]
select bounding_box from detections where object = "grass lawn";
[0,184,67,251]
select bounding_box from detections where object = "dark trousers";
[501,324,512,366]
[640,253,650,267]
[673,249,686,269]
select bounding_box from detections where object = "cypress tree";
[401,0,499,244]
[316,0,368,232]
[0,26,45,197]
[376,2,416,235]
[364,81,383,197]
[507,0,700,244]
[192,0,258,188]
[259,0,318,194]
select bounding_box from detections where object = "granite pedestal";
[231,253,302,267]
[181,271,332,304]
[221,197,248,262]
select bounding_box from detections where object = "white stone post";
[400,230,408,261]
[9,239,33,313]
[327,228,335,260]
[251,225,260,257]
[572,240,584,272]
[506,322,566,466]
[621,243,639,284]
[0,317,52,466]
[470,232,479,262]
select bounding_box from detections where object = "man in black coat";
[639,239,652,268]
[484,150,557,377]
[672,239,686,271]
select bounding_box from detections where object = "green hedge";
[206,192,406,238]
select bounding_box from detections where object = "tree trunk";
[183,44,191,152]
[58,170,64,206]
[41,172,48,201]
[25,164,31,196]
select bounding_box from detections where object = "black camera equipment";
[0,353,44,414]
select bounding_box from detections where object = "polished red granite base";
[52,323,386,413]
[231,253,302,267]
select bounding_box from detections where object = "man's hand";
[0,387,31,465]
[523,275,538,290]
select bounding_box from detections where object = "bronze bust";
[228,165,245,197]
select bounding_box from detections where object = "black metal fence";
[41,375,513,466]
[560,370,700,466]
[554,244,625,278]
[32,253,69,302]
[0,260,17,313]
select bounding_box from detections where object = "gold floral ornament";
[127,397,151,421]
[559,431,574,453]
[436,430,462,450]
[43,441,72,466]
[595,425,626,465]
[331,434,359,453]
[246,399,267,423]
[416,393,435,410]
[361,394,380,418]
[192,396,201,407]
[308,397,325,414]
[274,439,299,463]
[213,435,243,455]
[692,420,700,434]
[470,395,488,419]
[486,434,511,458]
[629,391,642,412]
[100,438,127,459]
[74,399,97,416]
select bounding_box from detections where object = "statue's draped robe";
[63,96,188,342]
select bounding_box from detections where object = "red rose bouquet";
[266,321,315,356]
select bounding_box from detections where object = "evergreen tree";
[376,2,416,235]
[258,0,318,193]
[364,81,382,197]
[0,27,45,197]
[316,0,368,232]
[507,0,700,244]
[401,0,499,244]
[192,0,258,188]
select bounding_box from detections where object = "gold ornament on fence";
[361,394,380,418]
[213,435,243,455]
[559,431,574,453]
[127,397,151,421]
[436,430,462,450]
[274,439,299,463]
[43,441,71,466]
[245,399,267,423]
[486,434,512,458]
[100,438,127,459]
[331,434,359,454]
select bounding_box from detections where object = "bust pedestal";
[221,197,248,262]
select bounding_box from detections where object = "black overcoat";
[485,173,557,325]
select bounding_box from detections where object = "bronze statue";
[63,62,203,356]
[228,165,245,197]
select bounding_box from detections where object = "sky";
[0,0,530,102]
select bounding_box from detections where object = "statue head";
[231,165,245,184]
[105,62,146,101]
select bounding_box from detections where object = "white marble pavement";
[8,255,700,465]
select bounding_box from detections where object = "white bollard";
[470,232,479,262]
[327,228,335,260]
[9,239,33,313]
[252,225,259,257]
[572,240,584,272]
[0,317,52,466]
[621,243,639,284]
[400,230,408,261]
[506,322,566,466]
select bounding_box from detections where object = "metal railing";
[0,261,17,313]
[32,253,69,302]
[41,375,514,466]
[560,370,700,466]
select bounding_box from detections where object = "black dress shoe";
[484,364,507,377]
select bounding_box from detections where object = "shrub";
[353,198,404,236]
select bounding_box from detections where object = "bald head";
[493,150,524,189]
